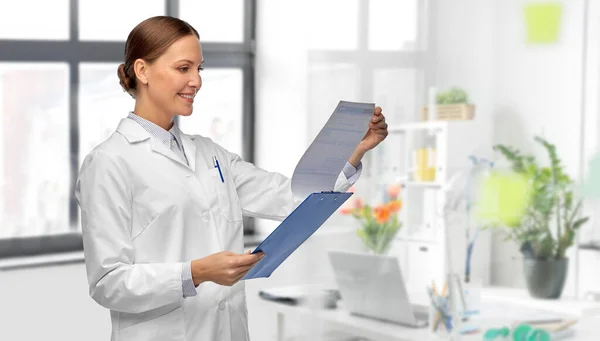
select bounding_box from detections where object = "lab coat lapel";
[179,133,197,173]
[149,138,189,168]
[116,117,190,169]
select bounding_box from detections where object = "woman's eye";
[179,67,189,72]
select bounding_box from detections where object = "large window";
[0,0,256,258]
[305,0,431,208]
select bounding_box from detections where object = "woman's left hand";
[359,106,388,152]
[348,106,388,167]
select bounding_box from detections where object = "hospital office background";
[3,0,600,340]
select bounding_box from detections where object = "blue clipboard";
[242,191,353,280]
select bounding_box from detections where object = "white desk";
[265,299,431,341]
[481,287,600,317]
[260,287,600,341]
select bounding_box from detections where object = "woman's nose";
[190,73,202,89]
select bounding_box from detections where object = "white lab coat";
[75,117,356,341]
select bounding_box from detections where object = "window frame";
[0,0,257,259]
[306,0,434,180]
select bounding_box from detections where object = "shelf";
[387,121,448,133]
[395,236,439,244]
[400,180,444,189]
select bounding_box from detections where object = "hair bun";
[117,63,136,98]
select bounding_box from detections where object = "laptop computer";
[328,250,429,328]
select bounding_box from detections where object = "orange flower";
[339,207,355,215]
[387,200,402,213]
[387,184,402,200]
[353,198,363,209]
[374,205,391,224]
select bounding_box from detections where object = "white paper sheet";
[291,100,375,200]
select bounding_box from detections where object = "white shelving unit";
[371,120,492,295]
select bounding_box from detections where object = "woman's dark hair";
[117,16,199,98]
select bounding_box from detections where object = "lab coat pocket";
[131,188,174,240]
[118,302,185,341]
[131,211,161,241]
[209,167,242,223]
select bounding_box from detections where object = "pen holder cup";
[427,278,483,339]
[428,297,454,339]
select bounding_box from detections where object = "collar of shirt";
[127,112,184,149]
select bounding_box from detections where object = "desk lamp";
[439,155,494,339]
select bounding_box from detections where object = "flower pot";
[523,257,568,299]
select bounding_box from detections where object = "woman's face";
[143,34,203,117]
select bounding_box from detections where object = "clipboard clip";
[319,191,351,202]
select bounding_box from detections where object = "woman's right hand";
[191,251,265,286]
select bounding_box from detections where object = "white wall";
[434,0,592,293]
[582,0,600,244]
[0,263,110,341]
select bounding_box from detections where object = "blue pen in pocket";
[213,156,224,183]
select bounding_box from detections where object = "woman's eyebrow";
[175,59,204,66]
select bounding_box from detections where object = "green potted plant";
[491,136,589,299]
[422,87,475,121]
[436,87,470,105]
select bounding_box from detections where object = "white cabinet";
[366,120,492,293]
[406,241,443,294]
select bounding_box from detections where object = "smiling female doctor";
[75,16,388,341]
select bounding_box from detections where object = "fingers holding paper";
[370,106,386,124]
[360,106,389,152]
[348,106,388,167]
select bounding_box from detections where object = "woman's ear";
[134,59,149,85]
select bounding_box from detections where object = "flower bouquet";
[340,184,403,254]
